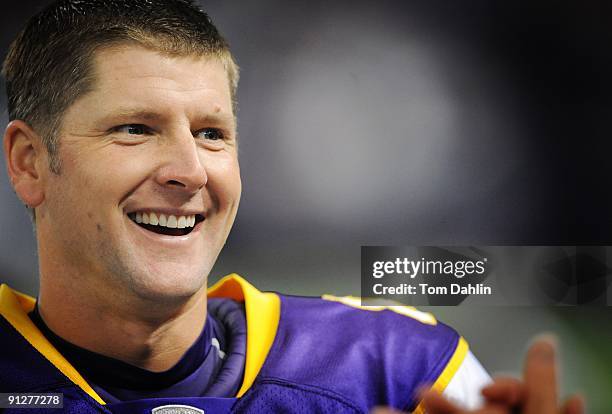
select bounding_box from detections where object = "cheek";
[48,148,152,221]
[206,155,241,207]
[76,147,154,197]
[94,151,151,187]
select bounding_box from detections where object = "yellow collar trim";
[0,274,280,403]
[208,274,281,398]
[412,336,469,414]
[0,284,106,404]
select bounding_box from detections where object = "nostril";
[166,180,186,187]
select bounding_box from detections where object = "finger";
[370,407,406,414]
[481,377,524,406]
[421,390,465,414]
[471,405,511,414]
[560,395,585,414]
[422,390,512,414]
[523,334,558,414]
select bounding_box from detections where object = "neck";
[37,270,208,372]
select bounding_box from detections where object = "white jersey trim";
[441,351,492,409]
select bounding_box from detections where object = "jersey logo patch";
[321,294,437,325]
[151,405,205,414]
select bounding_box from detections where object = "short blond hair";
[2,0,239,174]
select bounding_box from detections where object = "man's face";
[37,45,241,302]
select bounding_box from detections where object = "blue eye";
[196,128,224,141]
[116,124,148,135]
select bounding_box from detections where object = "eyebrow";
[101,108,236,126]
[110,109,162,121]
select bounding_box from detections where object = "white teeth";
[167,215,178,228]
[149,212,159,225]
[130,212,198,230]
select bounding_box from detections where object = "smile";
[128,211,205,236]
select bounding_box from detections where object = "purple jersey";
[26,298,247,403]
[0,275,468,413]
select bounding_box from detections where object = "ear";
[3,120,47,208]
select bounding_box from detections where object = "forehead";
[85,45,233,117]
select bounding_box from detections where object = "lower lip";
[126,215,205,244]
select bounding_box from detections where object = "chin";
[127,264,209,304]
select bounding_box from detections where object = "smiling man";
[0,1,493,413]
[16,45,240,373]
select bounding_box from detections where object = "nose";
[155,131,208,193]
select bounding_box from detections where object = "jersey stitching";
[250,376,364,413]
[9,380,73,393]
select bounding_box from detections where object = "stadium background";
[1,1,610,412]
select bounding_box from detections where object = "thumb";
[421,390,464,414]
[560,395,585,414]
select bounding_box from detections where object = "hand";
[371,335,585,414]
[421,335,584,414]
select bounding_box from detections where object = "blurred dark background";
[1,1,611,412]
